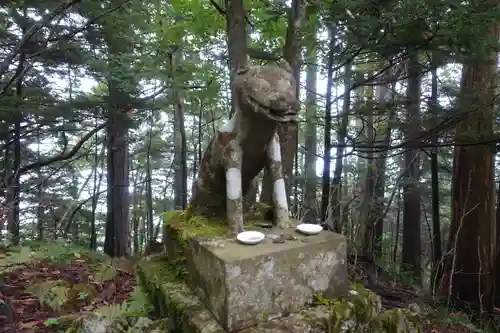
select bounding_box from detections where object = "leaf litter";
[0,244,491,333]
[0,247,136,333]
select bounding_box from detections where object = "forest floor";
[0,243,490,333]
[0,243,137,333]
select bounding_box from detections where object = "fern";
[93,262,118,283]
[25,280,70,312]
[0,246,35,270]
[126,286,153,315]
[24,240,107,264]
[95,302,131,320]
[135,263,169,319]
[93,286,152,322]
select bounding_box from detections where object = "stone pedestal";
[164,223,347,333]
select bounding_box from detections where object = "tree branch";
[18,122,107,175]
[0,0,83,95]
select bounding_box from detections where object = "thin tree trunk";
[401,49,422,282]
[393,187,401,263]
[371,65,395,257]
[361,81,376,254]
[261,0,306,207]
[225,0,247,116]
[90,129,103,250]
[303,20,318,223]
[280,0,306,207]
[7,34,26,245]
[320,25,336,224]
[330,63,351,232]
[36,117,43,240]
[429,58,442,295]
[171,51,188,210]
[145,109,154,243]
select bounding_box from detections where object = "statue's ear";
[277,59,293,74]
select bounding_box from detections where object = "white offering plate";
[296,223,323,235]
[236,231,266,245]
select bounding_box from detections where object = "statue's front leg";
[225,141,244,236]
[266,133,290,229]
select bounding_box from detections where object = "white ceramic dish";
[236,231,266,245]
[296,223,323,235]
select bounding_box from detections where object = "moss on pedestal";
[163,206,230,237]
[162,202,274,243]
[136,259,224,333]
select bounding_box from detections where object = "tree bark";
[401,49,422,282]
[225,0,247,116]
[102,2,134,257]
[262,0,306,208]
[330,63,351,232]
[429,57,442,295]
[170,50,188,210]
[320,25,335,224]
[302,15,318,223]
[439,25,498,312]
[370,66,395,257]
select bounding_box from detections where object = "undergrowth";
[0,241,158,332]
[315,283,422,333]
[2,240,496,333]
[0,240,107,271]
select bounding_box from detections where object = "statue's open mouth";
[248,95,298,122]
[268,108,298,122]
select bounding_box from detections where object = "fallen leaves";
[0,255,136,333]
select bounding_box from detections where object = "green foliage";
[0,242,108,273]
[95,302,134,320]
[162,209,231,240]
[0,246,34,270]
[316,283,422,333]
[26,280,70,312]
[379,261,417,286]
[93,262,118,284]
[43,318,59,327]
[433,307,489,333]
[92,285,154,321]
[134,263,171,319]
[3,1,500,332]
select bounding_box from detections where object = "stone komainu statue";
[190,60,300,235]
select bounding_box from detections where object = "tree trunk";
[280,0,306,208]
[330,63,351,233]
[320,25,335,224]
[90,132,103,251]
[371,65,395,257]
[225,0,248,116]
[429,58,442,295]
[392,187,401,263]
[171,51,188,210]
[360,80,377,254]
[102,3,134,257]
[439,26,498,312]
[6,36,26,245]
[262,0,306,208]
[401,49,422,282]
[303,16,318,223]
[104,100,130,257]
[145,109,155,243]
